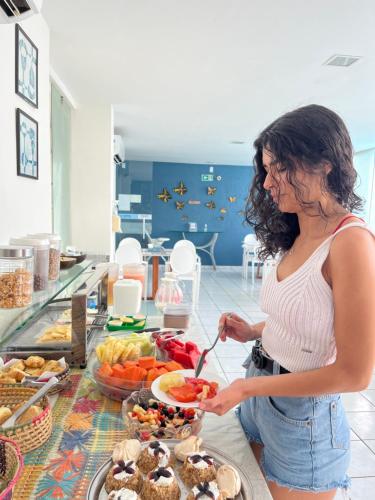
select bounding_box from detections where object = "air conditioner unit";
[0,0,43,24]
[113,135,125,162]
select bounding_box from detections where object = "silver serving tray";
[87,439,254,499]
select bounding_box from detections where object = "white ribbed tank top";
[261,222,374,372]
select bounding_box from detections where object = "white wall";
[354,149,375,227]
[70,105,113,255]
[0,16,51,243]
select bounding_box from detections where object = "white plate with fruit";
[151,369,227,408]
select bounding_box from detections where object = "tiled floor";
[192,266,374,499]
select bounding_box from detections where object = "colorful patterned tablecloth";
[14,369,126,499]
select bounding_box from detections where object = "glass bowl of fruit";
[122,388,204,441]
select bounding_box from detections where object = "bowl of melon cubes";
[93,334,186,401]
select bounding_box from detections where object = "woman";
[200,104,375,499]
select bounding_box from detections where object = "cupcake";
[107,488,141,500]
[137,440,172,474]
[187,481,225,500]
[105,460,142,493]
[141,466,180,500]
[180,452,216,487]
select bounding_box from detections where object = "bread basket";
[0,436,24,500]
[0,387,52,453]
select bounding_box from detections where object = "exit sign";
[201,174,214,182]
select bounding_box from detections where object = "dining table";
[142,247,172,299]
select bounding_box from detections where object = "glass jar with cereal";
[0,246,34,309]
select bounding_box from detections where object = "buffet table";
[11,321,271,499]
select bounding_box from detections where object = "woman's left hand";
[199,379,248,415]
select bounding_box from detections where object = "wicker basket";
[0,436,24,500]
[26,366,71,395]
[0,387,52,454]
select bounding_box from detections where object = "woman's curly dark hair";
[245,104,363,259]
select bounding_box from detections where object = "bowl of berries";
[122,388,204,441]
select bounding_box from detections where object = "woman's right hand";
[218,313,258,343]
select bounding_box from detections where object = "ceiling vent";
[324,54,361,67]
[0,0,43,24]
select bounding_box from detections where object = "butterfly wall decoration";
[205,201,216,209]
[228,196,237,203]
[157,188,172,203]
[219,208,227,214]
[175,201,185,210]
[207,186,217,196]
[173,181,187,196]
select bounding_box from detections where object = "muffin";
[180,452,216,487]
[141,466,180,500]
[187,481,225,500]
[137,440,172,474]
[107,488,141,500]
[105,460,142,493]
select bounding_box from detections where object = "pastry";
[141,466,180,500]
[107,488,140,500]
[6,368,27,382]
[174,436,202,462]
[137,440,172,474]
[105,460,142,494]
[0,407,12,425]
[0,376,17,384]
[24,356,45,368]
[216,465,241,498]
[25,368,43,377]
[9,360,25,371]
[112,439,142,463]
[187,481,225,500]
[180,452,216,487]
[43,360,63,373]
[15,405,43,425]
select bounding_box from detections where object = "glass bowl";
[92,362,149,401]
[122,388,204,441]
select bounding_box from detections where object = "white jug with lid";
[113,279,142,316]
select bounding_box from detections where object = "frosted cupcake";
[107,488,141,500]
[141,466,180,500]
[137,440,172,474]
[180,452,216,487]
[105,460,142,493]
[187,481,225,500]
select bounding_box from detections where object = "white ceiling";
[42,0,375,165]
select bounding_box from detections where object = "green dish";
[106,315,147,332]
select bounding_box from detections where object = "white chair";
[242,234,261,284]
[118,237,142,251]
[173,240,202,302]
[168,245,201,309]
[115,238,148,300]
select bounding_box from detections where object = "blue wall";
[152,162,253,265]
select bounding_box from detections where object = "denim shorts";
[236,355,351,492]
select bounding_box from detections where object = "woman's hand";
[199,379,249,415]
[219,313,259,343]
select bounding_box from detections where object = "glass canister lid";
[0,245,34,258]
[10,237,50,248]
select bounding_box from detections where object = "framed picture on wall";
[15,24,38,108]
[16,108,38,180]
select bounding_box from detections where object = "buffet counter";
[0,263,271,499]
[10,319,271,499]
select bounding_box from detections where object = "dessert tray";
[86,439,254,500]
